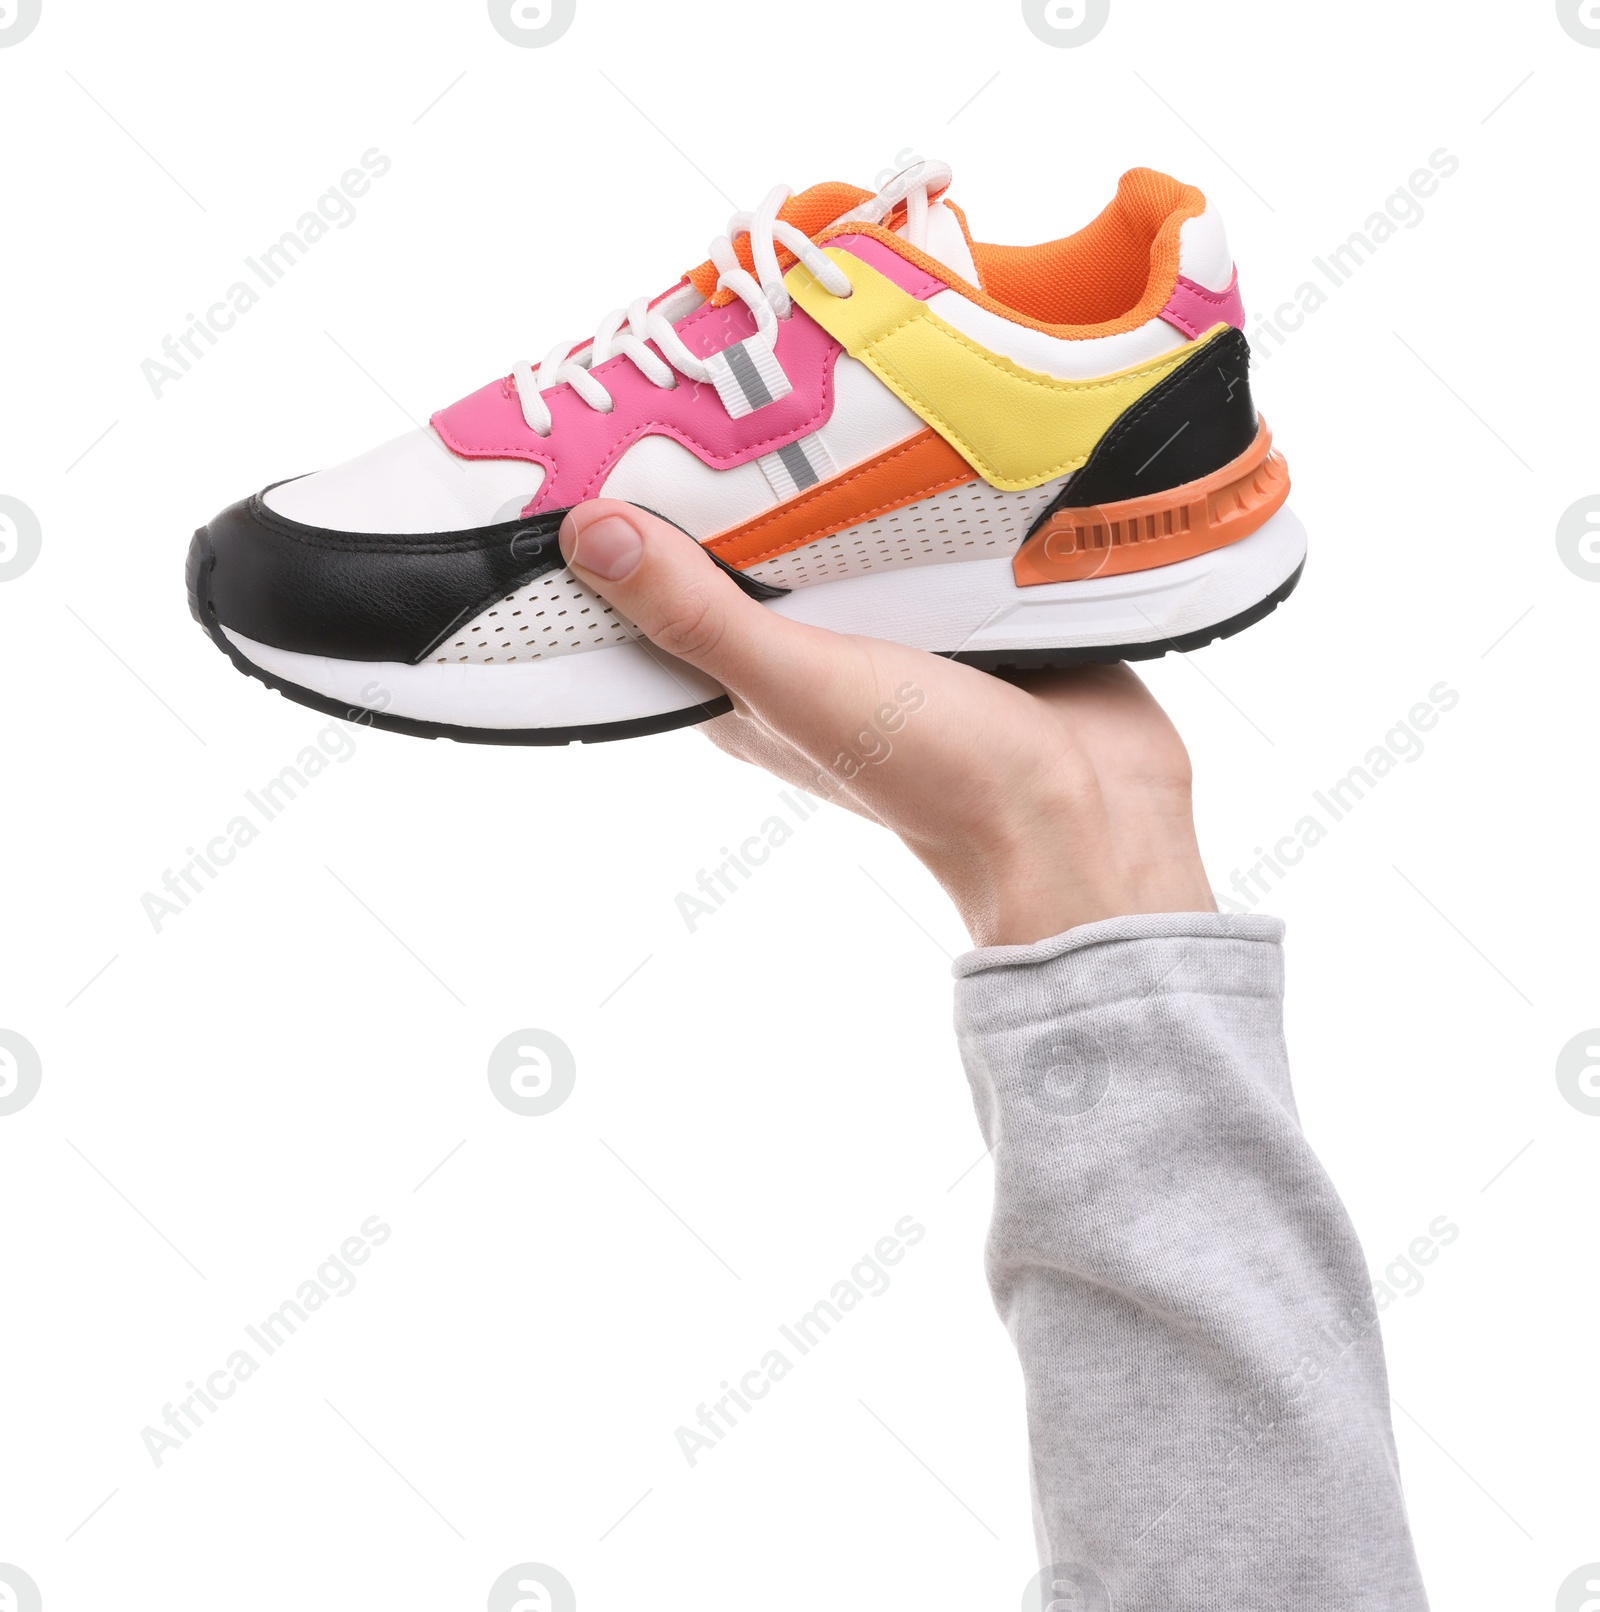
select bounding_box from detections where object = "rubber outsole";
[187,527,1304,746]
[951,556,1306,673]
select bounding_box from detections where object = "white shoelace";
[509,173,941,438]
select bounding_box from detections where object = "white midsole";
[773,505,1307,653]
[223,626,725,732]
[224,506,1306,731]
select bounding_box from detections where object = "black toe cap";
[192,489,569,664]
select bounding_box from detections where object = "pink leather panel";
[431,299,846,515]
[1159,267,1245,338]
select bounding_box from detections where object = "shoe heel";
[1013,419,1291,587]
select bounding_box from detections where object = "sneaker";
[188,160,1303,744]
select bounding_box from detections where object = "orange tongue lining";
[683,180,873,304]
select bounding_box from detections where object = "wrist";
[978,857,1216,948]
[930,787,1215,949]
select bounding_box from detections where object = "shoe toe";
[189,489,568,665]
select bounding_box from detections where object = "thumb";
[558,498,812,695]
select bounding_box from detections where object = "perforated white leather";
[435,569,640,664]
[746,475,1069,589]
[438,475,1073,664]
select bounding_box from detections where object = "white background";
[1,1,1595,1607]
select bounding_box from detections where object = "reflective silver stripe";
[723,342,772,411]
[776,441,818,491]
[756,432,837,501]
[704,335,794,419]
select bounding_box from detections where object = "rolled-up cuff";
[954,909,1284,979]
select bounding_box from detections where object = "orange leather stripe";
[705,429,975,569]
[1012,418,1291,586]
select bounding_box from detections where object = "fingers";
[559,499,986,818]
[559,499,822,702]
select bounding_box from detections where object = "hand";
[559,500,1218,948]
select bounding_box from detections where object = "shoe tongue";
[681,162,971,302]
[849,159,978,284]
[834,158,954,231]
[904,193,978,285]
[683,180,873,300]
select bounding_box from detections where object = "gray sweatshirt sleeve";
[954,912,1429,1612]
